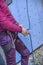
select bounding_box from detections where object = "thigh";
[1,41,16,65]
[15,37,30,56]
[1,40,15,53]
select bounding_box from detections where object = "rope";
[26,0,36,65]
[16,0,36,64]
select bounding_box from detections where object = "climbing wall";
[8,0,43,62]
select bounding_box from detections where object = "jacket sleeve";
[1,0,18,24]
[0,11,22,33]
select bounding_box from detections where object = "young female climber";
[0,0,30,65]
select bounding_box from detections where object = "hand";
[22,27,29,36]
[19,24,29,35]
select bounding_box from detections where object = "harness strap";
[1,41,15,52]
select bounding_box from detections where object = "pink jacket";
[0,0,22,33]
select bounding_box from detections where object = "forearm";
[3,22,22,33]
[0,12,22,33]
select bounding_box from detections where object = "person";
[0,0,30,65]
